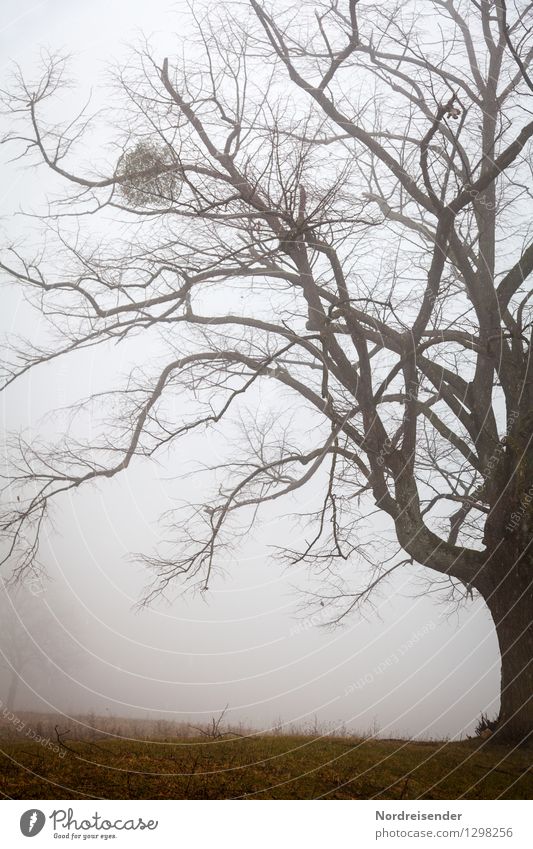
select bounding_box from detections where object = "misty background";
[0,0,499,741]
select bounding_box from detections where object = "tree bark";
[482,557,533,745]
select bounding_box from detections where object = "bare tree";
[0,0,532,743]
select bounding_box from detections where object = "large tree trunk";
[482,558,533,745]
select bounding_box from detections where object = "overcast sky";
[0,0,501,741]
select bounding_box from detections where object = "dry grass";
[0,713,531,800]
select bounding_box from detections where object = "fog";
[0,0,500,742]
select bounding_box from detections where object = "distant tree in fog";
[0,1,532,743]
[0,585,81,712]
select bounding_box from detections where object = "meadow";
[0,714,530,800]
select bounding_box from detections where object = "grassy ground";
[0,735,531,799]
